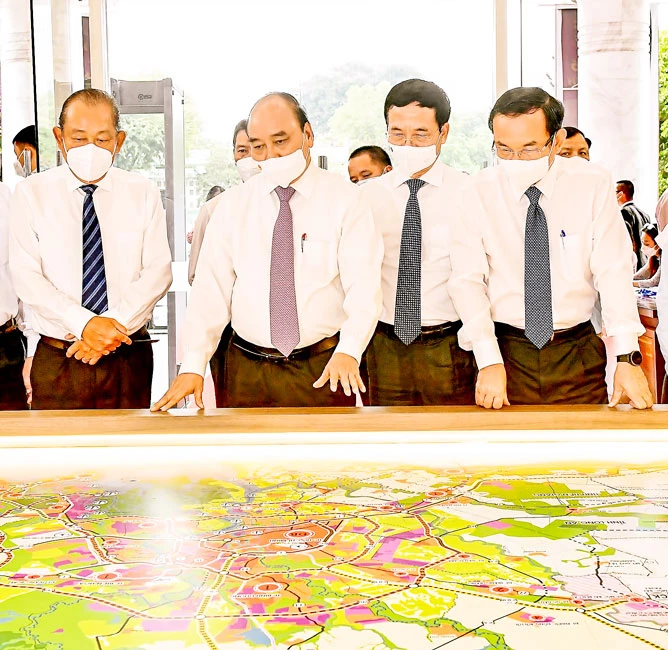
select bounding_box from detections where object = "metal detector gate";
[110,77,185,385]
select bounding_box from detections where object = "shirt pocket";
[558,233,587,282]
[112,231,144,281]
[299,238,337,287]
[427,225,451,272]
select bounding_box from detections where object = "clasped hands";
[65,316,132,365]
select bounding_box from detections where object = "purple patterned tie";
[270,186,300,356]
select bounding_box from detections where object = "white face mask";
[642,244,658,258]
[388,142,439,178]
[496,140,555,191]
[13,158,27,178]
[64,142,115,183]
[258,134,308,188]
[236,156,261,182]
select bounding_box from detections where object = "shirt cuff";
[64,305,97,339]
[179,353,208,379]
[334,337,363,365]
[471,338,504,370]
[610,333,641,357]
[26,333,40,357]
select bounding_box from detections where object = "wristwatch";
[616,351,643,366]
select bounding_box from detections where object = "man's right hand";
[475,363,510,410]
[82,316,132,353]
[151,373,204,412]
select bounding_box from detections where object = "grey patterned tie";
[270,186,300,357]
[394,178,426,345]
[524,185,553,349]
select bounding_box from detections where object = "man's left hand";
[609,363,654,409]
[66,339,104,365]
[313,352,364,397]
[22,356,33,405]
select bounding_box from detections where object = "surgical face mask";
[388,142,439,178]
[258,134,308,188]
[236,156,261,182]
[642,244,658,258]
[496,139,555,191]
[64,142,116,183]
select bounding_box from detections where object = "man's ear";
[304,123,314,148]
[114,130,127,155]
[439,123,450,146]
[53,126,66,157]
[554,127,567,150]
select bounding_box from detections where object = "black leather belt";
[495,320,593,344]
[231,331,339,361]
[41,326,152,351]
[376,320,462,341]
[0,317,17,335]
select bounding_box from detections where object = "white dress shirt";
[449,155,644,369]
[180,161,383,378]
[1,181,39,356]
[363,162,465,326]
[188,193,223,285]
[655,227,668,357]
[9,165,173,341]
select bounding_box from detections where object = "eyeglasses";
[492,136,554,161]
[387,131,436,146]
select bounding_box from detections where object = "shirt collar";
[63,163,114,194]
[621,200,634,209]
[259,156,317,199]
[386,160,444,189]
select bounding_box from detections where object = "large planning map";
[1,454,668,649]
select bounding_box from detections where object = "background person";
[348,145,392,184]
[617,179,651,271]
[12,125,38,177]
[633,223,662,289]
[558,126,591,161]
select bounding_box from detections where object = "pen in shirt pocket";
[560,229,566,248]
[301,233,307,252]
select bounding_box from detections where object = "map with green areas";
[2,461,668,649]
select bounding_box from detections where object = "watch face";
[631,350,643,366]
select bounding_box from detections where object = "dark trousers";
[366,325,476,406]
[496,321,608,405]
[211,324,232,408]
[0,329,28,411]
[31,335,153,410]
[218,335,356,408]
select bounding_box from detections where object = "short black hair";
[251,92,309,129]
[12,125,37,148]
[206,185,224,202]
[233,119,248,148]
[641,223,659,241]
[349,145,391,168]
[617,179,635,199]
[384,79,451,130]
[564,125,592,149]
[59,88,121,131]
[488,87,564,136]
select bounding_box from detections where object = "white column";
[51,0,73,122]
[578,0,656,210]
[0,0,35,185]
[88,0,109,92]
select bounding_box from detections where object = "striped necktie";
[81,184,109,315]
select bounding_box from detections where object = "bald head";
[247,92,313,162]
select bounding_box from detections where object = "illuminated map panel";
[1,437,667,649]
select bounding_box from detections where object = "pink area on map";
[112,521,141,534]
[53,629,64,633]
[78,569,93,577]
[229,619,248,631]
[89,602,119,613]
[486,521,511,530]
[54,560,72,567]
[486,481,512,490]
[249,604,265,615]
[271,617,312,625]
[351,527,369,533]
[66,495,97,519]
[142,619,191,632]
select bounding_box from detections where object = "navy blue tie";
[524,185,553,348]
[81,184,109,315]
[394,178,426,345]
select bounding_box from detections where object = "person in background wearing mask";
[361,79,475,406]
[348,145,392,184]
[9,89,172,409]
[0,180,39,409]
[448,86,652,409]
[558,126,591,161]
[633,223,662,289]
[12,125,38,177]
[153,92,382,411]
[617,179,651,272]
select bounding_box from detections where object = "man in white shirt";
[1,181,38,409]
[363,79,475,406]
[10,89,172,410]
[449,86,653,409]
[153,92,382,410]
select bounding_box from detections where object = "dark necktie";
[524,185,553,348]
[394,178,426,345]
[81,184,109,315]
[270,186,300,357]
